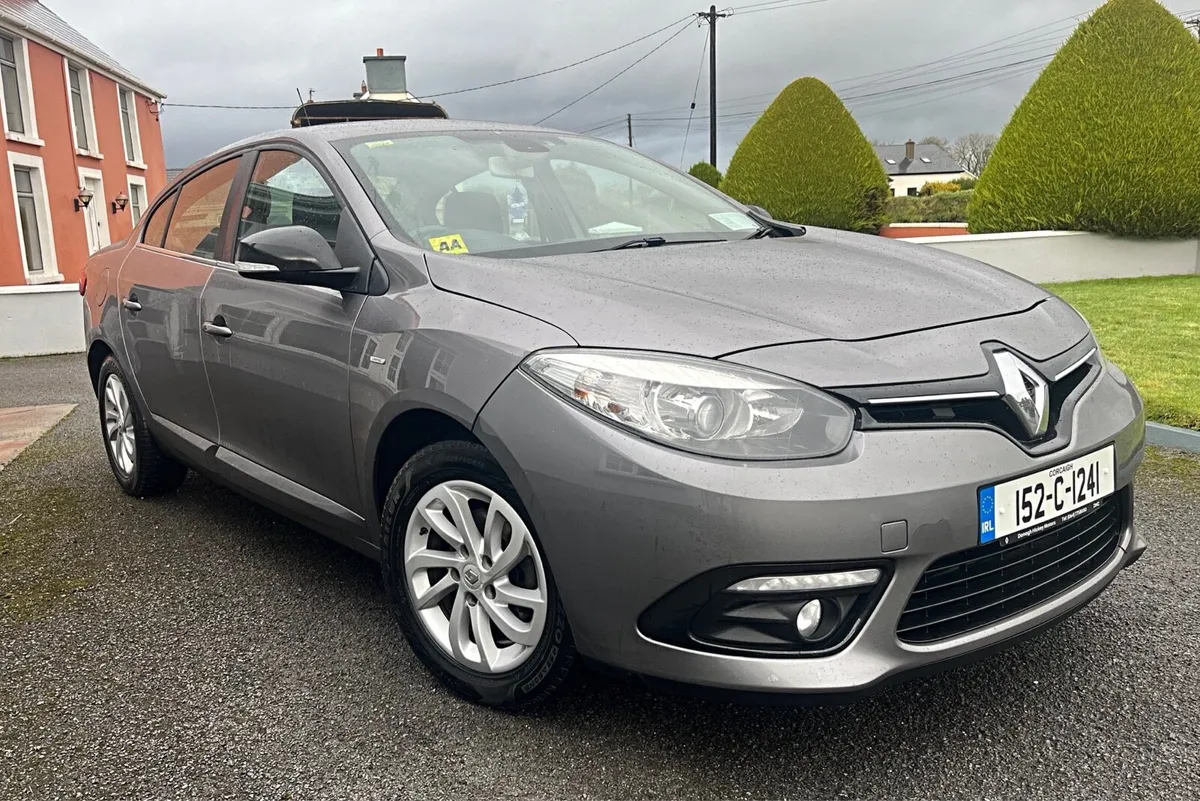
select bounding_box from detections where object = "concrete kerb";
[1147,422,1200,453]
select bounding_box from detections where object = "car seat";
[443,191,504,234]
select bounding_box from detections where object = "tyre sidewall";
[381,442,573,710]
[97,356,141,494]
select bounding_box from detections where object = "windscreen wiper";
[603,236,726,251]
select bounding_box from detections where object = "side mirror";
[237,225,360,290]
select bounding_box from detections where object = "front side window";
[1,34,25,135]
[236,150,342,259]
[68,65,91,151]
[337,130,760,257]
[163,158,240,260]
[13,166,44,274]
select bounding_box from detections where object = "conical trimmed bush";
[969,0,1200,237]
[687,161,723,189]
[721,77,889,233]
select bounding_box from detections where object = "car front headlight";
[520,349,854,460]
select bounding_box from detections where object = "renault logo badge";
[995,351,1050,438]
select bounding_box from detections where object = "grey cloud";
[50,0,1200,170]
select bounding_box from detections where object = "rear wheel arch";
[87,340,115,394]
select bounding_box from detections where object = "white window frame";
[0,27,40,145]
[7,152,59,283]
[126,174,148,226]
[117,84,146,169]
[63,58,101,159]
[77,165,111,252]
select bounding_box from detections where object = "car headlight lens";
[520,349,854,460]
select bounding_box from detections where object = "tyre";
[97,355,188,498]
[381,441,575,711]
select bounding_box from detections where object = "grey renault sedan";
[81,119,1147,710]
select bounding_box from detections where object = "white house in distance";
[875,140,974,197]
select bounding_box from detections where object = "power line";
[534,20,694,125]
[680,25,710,167]
[424,15,693,99]
[730,0,843,16]
[162,102,296,110]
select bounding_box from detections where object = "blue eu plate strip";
[979,486,997,544]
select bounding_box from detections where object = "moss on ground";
[0,416,92,624]
[1140,446,1200,484]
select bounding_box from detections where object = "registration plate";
[978,444,1116,544]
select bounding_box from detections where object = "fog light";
[796,600,822,639]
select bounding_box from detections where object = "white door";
[82,175,109,254]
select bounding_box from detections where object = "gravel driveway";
[1,354,1196,800]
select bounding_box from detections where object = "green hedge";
[721,77,890,233]
[687,161,723,189]
[887,190,972,223]
[970,0,1200,237]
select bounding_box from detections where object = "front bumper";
[473,361,1146,697]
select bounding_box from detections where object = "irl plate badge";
[979,486,997,543]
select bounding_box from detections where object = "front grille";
[897,494,1123,644]
[862,361,1096,447]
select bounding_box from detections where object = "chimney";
[362,50,411,100]
[905,139,915,161]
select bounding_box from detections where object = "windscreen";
[336,130,761,256]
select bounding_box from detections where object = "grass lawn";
[1045,275,1200,430]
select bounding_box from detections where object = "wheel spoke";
[413,572,458,610]
[432,484,482,557]
[492,576,546,613]
[482,594,540,647]
[489,522,529,577]
[447,588,473,666]
[470,601,502,670]
[417,503,465,549]
[406,548,464,573]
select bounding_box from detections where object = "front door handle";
[203,320,233,338]
[122,294,142,312]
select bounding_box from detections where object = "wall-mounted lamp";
[74,186,94,212]
[111,192,129,214]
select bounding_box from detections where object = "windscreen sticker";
[709,212,760,231]
[364,139,394,148]
[429,234,469,254]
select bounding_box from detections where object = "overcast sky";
[50,0,1200,170]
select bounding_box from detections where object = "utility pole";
[627,113,633,147]
[698,5,728,167]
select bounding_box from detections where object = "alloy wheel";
[103,375,136,477]
[403,480,548,674]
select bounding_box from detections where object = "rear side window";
[141,192,175,248]
[163,158,240,260]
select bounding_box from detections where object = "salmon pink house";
[1,1,165,354]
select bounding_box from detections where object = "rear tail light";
[78,273,88,296]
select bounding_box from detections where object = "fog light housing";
[796,599,822,639]
[638,561,892,659]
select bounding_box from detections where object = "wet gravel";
[1,354,1197,800]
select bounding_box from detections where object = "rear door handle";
[122,294,142,312]
[203,321,233,338]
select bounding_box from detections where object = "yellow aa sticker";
[429,234,469,254]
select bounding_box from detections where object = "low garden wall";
[0,284,86,358]
[906,230,1200,283]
